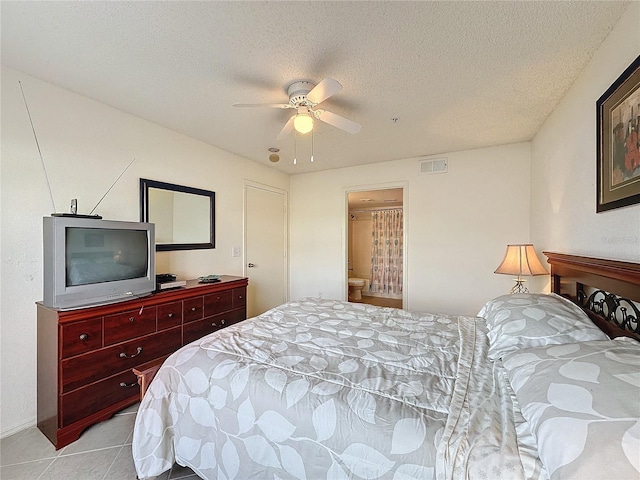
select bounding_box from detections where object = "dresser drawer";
[183,308,246,345]
[210,307,246,329]
[103,307,157,346]
[183,297,204,323]
[203,290,232,317]
[232,287,246,309]
[183,318,218,345]
[61,327,181,393]
[60,317,103,359]
[60,370,139,426]
[157,301,182,330]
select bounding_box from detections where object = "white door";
[245,184,287,317]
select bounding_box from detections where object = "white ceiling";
[1,1,629,175]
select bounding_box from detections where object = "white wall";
[349,214,373,281]
[531,2,640,261]
[290,142,533,316]
[0,67,289,436]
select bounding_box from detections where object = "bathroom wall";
[348,211,372,293]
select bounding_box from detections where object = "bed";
[132,253,640,480]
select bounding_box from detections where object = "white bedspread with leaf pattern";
[132,299,544,480]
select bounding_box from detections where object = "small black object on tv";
[51,213,103,219]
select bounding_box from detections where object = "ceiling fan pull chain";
[311,130,314,163]
[293,131,297,165]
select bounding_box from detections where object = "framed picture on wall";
[596,54,640,213]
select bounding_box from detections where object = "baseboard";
[1,418,36,440]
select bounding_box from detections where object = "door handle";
[247,263,255,268]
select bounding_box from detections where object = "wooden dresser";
[37,276,248,449]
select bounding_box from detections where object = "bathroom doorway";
[347,187,404,309]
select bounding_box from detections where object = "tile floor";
[0,403,198,480]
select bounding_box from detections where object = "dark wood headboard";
[544,252,640,340]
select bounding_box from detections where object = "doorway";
[245,183,288,317]
[347,187,404,309]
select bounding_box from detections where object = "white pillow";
[502,337,640,479]
[477,293,608,359]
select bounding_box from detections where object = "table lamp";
[494,244,548,293]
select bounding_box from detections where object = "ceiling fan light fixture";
[293,112,314,134]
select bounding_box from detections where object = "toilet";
[348,278,368,301]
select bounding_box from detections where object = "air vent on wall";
[419,157,448,175]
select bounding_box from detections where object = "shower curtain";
[369,208,403,298]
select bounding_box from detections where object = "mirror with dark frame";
[140,178,215,251]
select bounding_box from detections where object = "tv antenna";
[89,157,136,215]
[20,80,136,218]
[19,81,56,213]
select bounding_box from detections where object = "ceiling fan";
[233,78,361,140]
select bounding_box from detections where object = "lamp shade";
[494,244,548,276]
[293,113,314,134]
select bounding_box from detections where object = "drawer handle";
[238,296,243,299]
[191,307,197,312]
[79,333,89,341]
[167,313,174,318]
[212,322,217,327]
[129,316,135,323]
[120,381,138,388]
[119,347,143,359]
[221,319,226,325]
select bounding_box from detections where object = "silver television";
[43,216,156,310]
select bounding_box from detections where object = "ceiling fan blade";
[315,109,361,134]
[233,103,292,109]
[307,78,343,105]
[276,115,295,140]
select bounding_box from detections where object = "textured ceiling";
[1,1,630,175]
